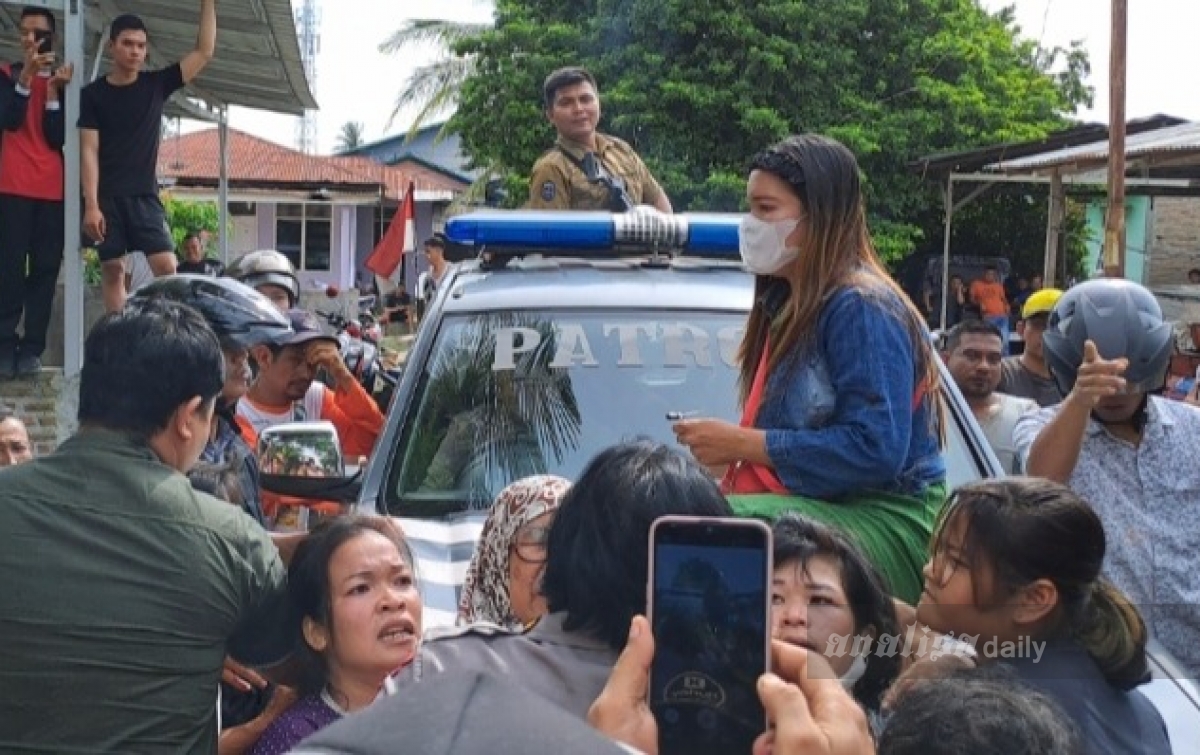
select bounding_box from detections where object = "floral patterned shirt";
[1014,396,1200,677]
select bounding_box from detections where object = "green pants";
[728,483,947,605]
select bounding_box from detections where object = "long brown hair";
[737,135,939,423]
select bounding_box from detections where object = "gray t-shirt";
[384,612,618,719]
[977,393,1039,474]
[998,356,1062,407]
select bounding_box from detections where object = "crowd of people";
[0,35,1194,755]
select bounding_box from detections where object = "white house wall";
[257,203,276,249]
[337,205,357,289]
[166,188,381,292]
[230,214,259,256]
[248,201,356,291]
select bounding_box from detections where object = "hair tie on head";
[752,149,806,192]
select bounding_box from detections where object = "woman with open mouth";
[251,517,423,755]
[770,513,901,737]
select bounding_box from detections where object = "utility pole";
[1103,0,1128,278]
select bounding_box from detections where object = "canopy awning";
[911,116,1200,331]
[0,0,318,378]
[0,0,316,116]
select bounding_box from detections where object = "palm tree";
[380,10,493,138]
[403,312,583,507]
[335,121,366,153]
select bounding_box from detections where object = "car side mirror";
[257,421,362,503]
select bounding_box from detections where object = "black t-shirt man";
[78,5,218,316]
[177,258,225,277]
[78,64,183,262]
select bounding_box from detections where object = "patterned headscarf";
[457,475,572,630]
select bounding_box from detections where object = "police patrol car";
[337,208,1199,748]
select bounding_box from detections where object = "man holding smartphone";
[78,1,217,313]
[0,6,74,378]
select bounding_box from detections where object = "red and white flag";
[364,180,415,280]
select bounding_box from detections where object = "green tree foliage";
[931,191,1090,282]
[450,0,1091,262]
[381,15,494,135]
[336,121,367,153]
[163,196,219,255]
[82,197,222,283]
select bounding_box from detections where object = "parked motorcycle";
[314,307,378,387]
[315,286,401,411]
[356,295,384,344]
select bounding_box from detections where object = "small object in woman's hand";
[666,410,699,421]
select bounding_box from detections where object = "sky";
[207,0,1200,154]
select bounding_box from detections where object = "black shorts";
[92,194,174,262]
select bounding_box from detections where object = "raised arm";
[1021,340,1126,483]
[43,63,73,150]
[179,0,216,84]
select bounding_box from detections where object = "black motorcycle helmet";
[129,274,293,350]
[1042,278,1174,397]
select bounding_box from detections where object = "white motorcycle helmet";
[225,250,301,311]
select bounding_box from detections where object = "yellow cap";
[1022,288,1063,319]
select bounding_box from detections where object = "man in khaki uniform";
[527,67,672,212]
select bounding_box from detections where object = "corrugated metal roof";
[345,122,483,183]
[0,0,316,116]
[910,115,1187,178]
[986,121,1200,174]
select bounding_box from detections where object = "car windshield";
[386,309,745,516]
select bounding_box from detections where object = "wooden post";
[1044,171,1064,287]
[1103,0,1128,278]
[939,179,954,332]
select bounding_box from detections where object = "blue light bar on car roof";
[443,209,741,258]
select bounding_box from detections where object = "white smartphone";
[647,516,772,755]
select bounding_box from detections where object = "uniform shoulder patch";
[424,620,516,643]
[540,181,557,202]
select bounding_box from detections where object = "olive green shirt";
[526,133,666,210]
[0,430,291,754]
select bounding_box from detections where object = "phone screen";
[35,31,52,55]
[649,518,771,755]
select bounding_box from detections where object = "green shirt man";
[0,300,291,754]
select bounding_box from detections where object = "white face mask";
[840,652,868,692]
[739,215,801,275]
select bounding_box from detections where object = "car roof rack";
[443,209,742,268]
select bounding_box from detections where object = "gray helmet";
[1042,278,1173,396]
[129,274,292,350]
[225,250,300,307]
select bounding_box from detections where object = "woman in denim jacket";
[674,134,945,603]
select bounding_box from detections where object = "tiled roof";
[157,128,465,198]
